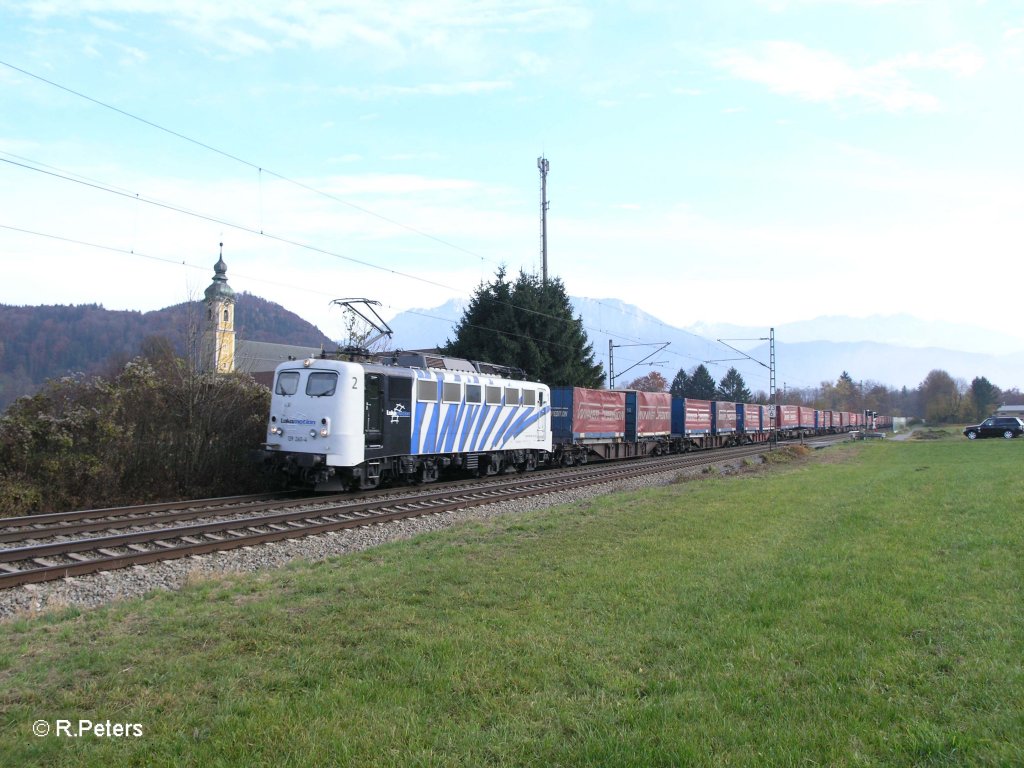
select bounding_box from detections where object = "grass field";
[2,436,1022,766]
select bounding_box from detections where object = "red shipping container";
[796,406,815,429]
[777,405,800,428]
[636,391,672,437]
[713,401,738,434]
[673,398,712,435]
[570,388,626,437]
[742,403,761,432]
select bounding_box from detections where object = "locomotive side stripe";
[492,406,523,448]
[442,401,460,453]
[423,401,441,453]
[458,404,479,452]
[432,402,449,452]
[471,403,491,451]
[411,400,428,453]
[499,408,543,447]
[477,405,506,451]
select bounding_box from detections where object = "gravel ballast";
[0,459,752,621]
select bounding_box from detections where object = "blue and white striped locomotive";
[262,353,552,491]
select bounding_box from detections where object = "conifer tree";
[686,364,718,399]
[716,367,752,402]
[445,268,604,387]
[670,368,690,398]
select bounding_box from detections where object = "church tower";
[202,245,236,373]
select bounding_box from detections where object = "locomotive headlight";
[320,417,330,437]
[309,429,317,438]
[270,426,283,436]
[320,427,329,437]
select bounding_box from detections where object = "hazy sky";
[2,0,1023,346]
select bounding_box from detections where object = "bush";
[0,357,274,516]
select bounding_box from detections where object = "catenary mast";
[538,156,549,284]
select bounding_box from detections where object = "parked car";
[963,417,1024,440]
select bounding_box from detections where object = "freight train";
[260,352,887,491]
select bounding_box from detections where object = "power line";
[4,214,768,389]
[0,222,612,360]
[2,153,723,360]
[0,59,497,269]
[1,155,461,295]
[1,60,737,363]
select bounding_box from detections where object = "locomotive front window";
[466,384,482,404]
[306,372,338,397]
[275,371,300,396]
[485,386,502,405]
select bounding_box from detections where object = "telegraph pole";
[538,156,549,284]
[770,327,777,448]
[608,339,614,389]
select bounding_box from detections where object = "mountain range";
[385,298,1024,393]
[3,294,1020,414]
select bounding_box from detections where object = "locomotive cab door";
[364,373,383,448]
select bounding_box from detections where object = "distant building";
[201,253,335,387]
[201,248,236,374]
[993,404,1024,420]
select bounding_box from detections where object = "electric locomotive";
[262,353,552,491]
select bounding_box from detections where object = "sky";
[2,0,1024,355]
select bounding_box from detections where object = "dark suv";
[963,417,1024,440]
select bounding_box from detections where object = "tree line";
[781,370,1024,423]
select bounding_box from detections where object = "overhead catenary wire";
[0,163,755,386]
[1,60,745,374]
[1,154,726,366]
[0,223,611,361]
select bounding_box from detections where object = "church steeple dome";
[204,243,235,302]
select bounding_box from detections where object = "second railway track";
[0,439,838,590]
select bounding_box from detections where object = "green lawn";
[2,437,1022,766]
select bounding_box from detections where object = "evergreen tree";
[969,376,1000,420]
[669,368,690,398]
[716,367,752,402]
[445,268,604,386]
[686,364,718,399]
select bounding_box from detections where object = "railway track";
[0,439,838,590]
